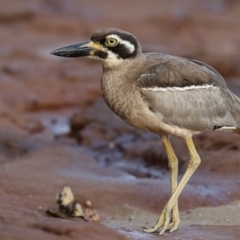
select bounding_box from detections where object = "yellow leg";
[162,135,179,232]
[143,137,201,235]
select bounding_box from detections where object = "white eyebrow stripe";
[107,34,123,42]
[141,84,219,92]
[106,34,135,53]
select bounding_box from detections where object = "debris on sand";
[46,186,100,222]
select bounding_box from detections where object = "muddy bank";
[0,0,240,239]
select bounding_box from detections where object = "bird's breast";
[101,74,137,121]
[101,73,160,132]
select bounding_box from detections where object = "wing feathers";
[137,56,240,131]
[138,77,237,131]
[138,56,226,89]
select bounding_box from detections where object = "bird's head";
[51,28,142,68]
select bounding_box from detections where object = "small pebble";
[85,200,92,207]
[129,216,134,221]
[90,213,100,222]
[108,142,115,148]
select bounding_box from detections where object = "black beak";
[50,41,96,58]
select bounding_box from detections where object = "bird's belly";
[104,95,196,138]
[102,89,164,132]
[101,77,194,138]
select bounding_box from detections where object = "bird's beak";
[50,41,104,58]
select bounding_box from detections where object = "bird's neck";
[100,59,144,123]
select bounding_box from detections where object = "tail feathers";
[233,128,240,134]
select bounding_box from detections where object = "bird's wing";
[137,58,237,131]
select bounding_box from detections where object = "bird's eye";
[105,38,118,47]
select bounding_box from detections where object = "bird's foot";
[143,208,180,235]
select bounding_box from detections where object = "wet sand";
[0,1,240,239]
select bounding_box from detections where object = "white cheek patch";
[105,50,124,66]
[142,84,219,92]
[107,34,135,53]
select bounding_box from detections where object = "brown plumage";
[51,28,240,235]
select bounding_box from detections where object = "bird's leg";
[143,137,201,235]
[161,135,179,232]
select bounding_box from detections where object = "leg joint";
[168,160,178,170]
[188,156,201,169]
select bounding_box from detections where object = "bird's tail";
[234,128,240,134]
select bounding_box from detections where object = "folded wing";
[137,57,240,131]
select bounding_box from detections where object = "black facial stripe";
[94,51,108,59]
[91,31,137,45]
[91,31,138,59]
[107,33,138,58]
[109,43,136,59]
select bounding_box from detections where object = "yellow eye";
[105,38,118,47]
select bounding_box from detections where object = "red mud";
[0,0,240,239]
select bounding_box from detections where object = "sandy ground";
[1,0,240,239]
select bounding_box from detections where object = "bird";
[51,28,240,235]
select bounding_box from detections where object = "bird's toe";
[143,208,180,235]
[167,220,180,233]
